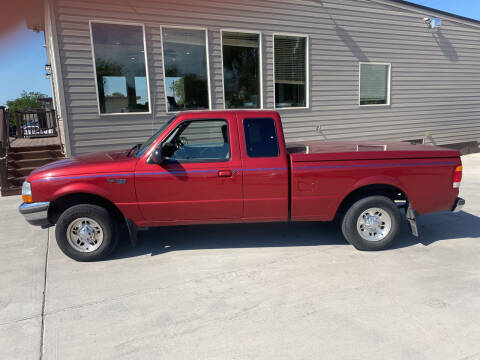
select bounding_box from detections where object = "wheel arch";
[48,192,126,226]
[335,183,409,219]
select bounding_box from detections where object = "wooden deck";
[1,136,64,196]
[10,137,60,148]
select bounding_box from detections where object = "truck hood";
[287,140,460,162]
[28,149,137,181]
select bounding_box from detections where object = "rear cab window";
[243,118,279,158]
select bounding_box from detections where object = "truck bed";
[287,140,461,221]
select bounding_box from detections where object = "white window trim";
[89,20,152,116]
[160,25,212,114]
[46,0,71,155]
[358,62,392,107]
[220,29,263,110]
[272,32,309,111]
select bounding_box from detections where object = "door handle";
[218,170,233,178]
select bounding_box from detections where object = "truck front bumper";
[19,202,51,227]
[452,197,465,213]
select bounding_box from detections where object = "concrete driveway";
[1,154,480,360]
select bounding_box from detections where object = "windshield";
[135,116,177,157]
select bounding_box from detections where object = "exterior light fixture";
[423,17,442,32]
[45,64,52,79]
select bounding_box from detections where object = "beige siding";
[52,0,480,155]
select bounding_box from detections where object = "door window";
[163,120,230,162]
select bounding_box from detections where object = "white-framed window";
[273,33,308,109]
[161,26,211,113]
[221,30,263,109]
[89,20,151,115]
[359,63,391,106]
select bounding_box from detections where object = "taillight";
[453,165,462,189]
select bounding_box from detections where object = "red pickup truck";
[19,110,464,261]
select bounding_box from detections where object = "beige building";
[28,0,480,156]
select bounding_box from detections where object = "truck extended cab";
[19,110,464,261]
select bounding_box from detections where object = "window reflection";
[222,32,261,109]
[91,22,150,114]
[162,28,209,112]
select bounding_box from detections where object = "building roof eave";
[25,1,45,33]
[388,0,480,26]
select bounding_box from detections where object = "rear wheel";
[55,204,118,261]
[341,196,401,251]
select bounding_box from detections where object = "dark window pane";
[162,28,209,112]
[274,35,306,108]
[91,23,149,114]
[275,83,306,108]
[222,32,260,109]
[243,118,279,158]
[166,120,230,162]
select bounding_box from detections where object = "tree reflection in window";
[222,32,261,109]
[91,23,149,114]
[162,28,209,112]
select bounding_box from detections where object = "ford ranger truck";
[19,110,465,261]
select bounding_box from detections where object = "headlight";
[22,181,33,203]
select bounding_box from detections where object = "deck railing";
[9,109,58,138]
[0,106,9,193]
[1,107,61,193]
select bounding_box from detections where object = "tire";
[55,204,118,261]
[341,195,401,251]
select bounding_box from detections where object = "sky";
[0,22,51,106]
[0,0,480,106]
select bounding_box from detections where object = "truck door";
[135,114,243,223]
[236,113,289,221]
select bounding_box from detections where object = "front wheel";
[341,196,401,251]
[55,204,118,261]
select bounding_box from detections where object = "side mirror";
[150,142,177,164]
[162,142,178,158]
[150,144,164,164]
